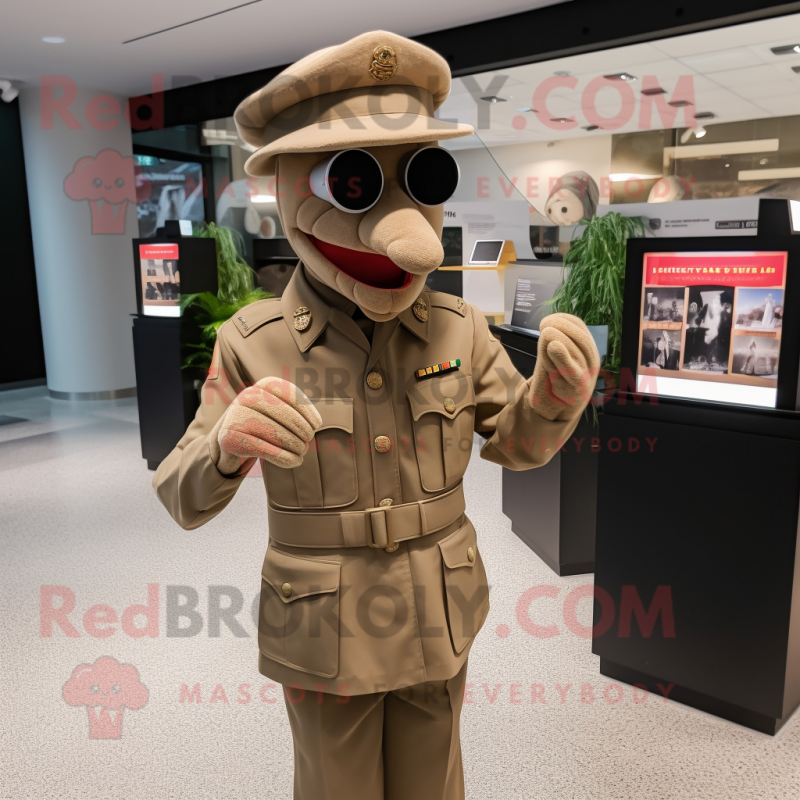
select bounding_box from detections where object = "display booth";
[131,229,217,469]
[592,199,800,733]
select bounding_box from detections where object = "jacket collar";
[280,265,334,353]
[397,291,431,344]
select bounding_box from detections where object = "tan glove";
[527,313,601,421]
[208,377,323,475]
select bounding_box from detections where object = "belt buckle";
[366,507,398,553]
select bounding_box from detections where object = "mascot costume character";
[154,30,599,800]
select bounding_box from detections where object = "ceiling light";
[793,66,800,74]
[604,72,637,82]
[582,125,600,131]
[609,173,663,181]
[641,86,666,96]
[680,127,707,144]
[760,158,769,165]
[515,106,537,113]
[694,112,716,120]
[42,36,65,43]
[770,44,800,55]
[480,96,506,103]
[0,80,18,103]
[554,70,571,76]
[725,163,731,168]
[739,167,800,180]
[669,100,693,108]
[550,117,571,124]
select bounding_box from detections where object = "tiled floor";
[1,386,798,799]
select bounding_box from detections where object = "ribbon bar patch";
[415,359,461,380]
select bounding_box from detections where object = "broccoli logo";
[62,656,148,739]
[63,149,151,235]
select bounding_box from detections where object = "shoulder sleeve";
[152,322,250,530]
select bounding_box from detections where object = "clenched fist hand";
[208,377,323,475]
[527,313,601,422]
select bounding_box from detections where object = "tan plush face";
[545,188,586,226]
[275,144,445,321]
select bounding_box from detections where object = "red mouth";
[308,235,412,291]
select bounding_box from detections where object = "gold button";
[366,372,383,390]
[384,543,399,553]
[467,547,475,563]
[379,498,393,507]
[374,436,392,453]
[281,582,293,597]
[412,298,428,322]
[443,397,456,414]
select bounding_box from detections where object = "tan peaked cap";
[234,30,474,176]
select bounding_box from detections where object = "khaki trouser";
[283,661,469,800]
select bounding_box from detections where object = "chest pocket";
[263,397,357,509]
[407,373,476,493]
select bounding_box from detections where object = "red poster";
[637,250,788,409]
[139,243,181,318]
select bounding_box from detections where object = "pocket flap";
[438,520,479,569]
[407,373,475,421]
[312,397,354,433]
[261,547,341,603]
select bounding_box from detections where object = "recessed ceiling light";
[582,125,600,131]
[695,127,707,138]
[515,106,538,113]
[42,36,65,43]
[725,163,731,168]
[641,86,666,96]
[694,111,716,120]
[550,118,571,123]
[554,70,571,76]
[760,158,769,165]
[480,96,506,103]
[668,100,693,107]
[604,72,637,82]
[770,44,800,55]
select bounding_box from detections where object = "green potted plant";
[548,212,645,380]
[181,223,273,371]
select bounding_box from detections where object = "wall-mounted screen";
[636,251,788,409]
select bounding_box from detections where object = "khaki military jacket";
[154,266,579,695]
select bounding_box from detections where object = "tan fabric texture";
[277,145,445,322]
[234,31,473,176]
[153,266,588,695]
[527,312,601,422]
[210,376,323,474]
[284,660,468,800]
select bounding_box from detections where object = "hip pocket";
[262,397,357,509]
[258,547,341,678]
[438,519,490,654]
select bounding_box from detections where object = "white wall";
[450,135,613,223]
[19,85,138,395]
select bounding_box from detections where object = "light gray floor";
[1,386,798,799]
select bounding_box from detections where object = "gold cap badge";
[369,45,398,81]
[293,306,312,331]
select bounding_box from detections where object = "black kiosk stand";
[131,226,217,469]
[593,200,800,734]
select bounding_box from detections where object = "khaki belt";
[267,483,465,550]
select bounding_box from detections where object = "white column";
[18,84,139,397]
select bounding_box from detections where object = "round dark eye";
[310,149,384,213]
[115,177,125,188]
[398,147,460,207]
[561,207,568,214]
[93,177,102,188]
